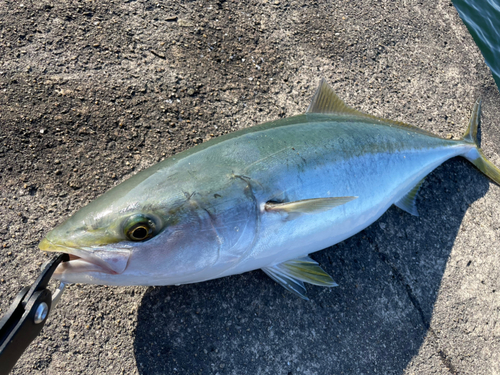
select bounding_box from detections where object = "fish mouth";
[39,238,131,275]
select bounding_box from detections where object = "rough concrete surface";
[1,0,499,374]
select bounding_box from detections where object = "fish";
[39,79,500,299]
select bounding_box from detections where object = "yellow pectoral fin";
[264,196,357,217]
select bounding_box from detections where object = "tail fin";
[462,99,500,185]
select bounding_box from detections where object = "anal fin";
[394,177,426,216]
[262,256,338,300]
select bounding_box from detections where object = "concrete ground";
[1,0,499,374]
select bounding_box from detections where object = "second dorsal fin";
[306,79,439,138]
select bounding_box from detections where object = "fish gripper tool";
[0,253,69,375]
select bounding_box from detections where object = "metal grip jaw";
[0,253,69,375]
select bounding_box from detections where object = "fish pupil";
[131,226,149,240]
[124,214,157,241]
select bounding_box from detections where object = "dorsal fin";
[307,79,366,116]
[306,79,439,138]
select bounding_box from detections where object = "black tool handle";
[0,289,52,375]
[0,254,68,374]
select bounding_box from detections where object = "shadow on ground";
[133,160,489,374]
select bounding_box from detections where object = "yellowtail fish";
[39,79,500,299]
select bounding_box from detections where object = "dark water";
[453,0,500,90]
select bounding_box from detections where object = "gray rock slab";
[0,0,499,374]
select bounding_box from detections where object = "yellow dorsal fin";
[307,78,367,116]
[306,79,438,138]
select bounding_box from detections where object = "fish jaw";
[39,237,132,276]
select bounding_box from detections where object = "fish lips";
[40,238,131,275]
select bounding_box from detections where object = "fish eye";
[124,215,156,242]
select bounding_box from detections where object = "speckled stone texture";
[0,1,499,374]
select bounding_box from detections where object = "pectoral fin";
[265,196,357,219]
[262,256,338,300]
[394,177,426,216]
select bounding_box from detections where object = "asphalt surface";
[1,1,499,374]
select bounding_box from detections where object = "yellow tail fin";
[462,99,500,185]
